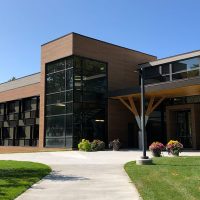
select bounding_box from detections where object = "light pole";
[139,68,149,159]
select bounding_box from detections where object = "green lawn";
[0,160,51,200]
[124,157,200,200]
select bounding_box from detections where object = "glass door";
[176,110,192,148]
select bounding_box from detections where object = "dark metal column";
[140,68,149,159]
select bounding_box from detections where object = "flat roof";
[41,32,156,58]
[0,72,40,93]
[140,50,200,68]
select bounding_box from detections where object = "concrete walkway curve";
[0,150,143,200]
[0,150,199,200]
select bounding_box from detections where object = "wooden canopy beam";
[146,97,155,116]
[118,97,133,114]
[128,96,139,116]
[118,96,141,128]
[117,95,165,129]
[151,97,165,113]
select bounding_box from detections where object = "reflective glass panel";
[66,69,73,90]
[46,71,65,94]
[73,57,107,143]
[172,70,199,80]
[46,104,66,116]
[46,92,65,105]
[45,138,65,147]
[45,116,65,137]
[46,60,65,74]
[172,57,200,73]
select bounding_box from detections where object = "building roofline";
[0,72,40,86]
[154,49,200,63]
[41,32,156,58]
[41,32,74,47]
[140,49,200,68]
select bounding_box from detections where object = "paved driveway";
[0,150,199,200]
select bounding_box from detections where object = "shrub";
[78,139,91,151]
[91,140,105,151]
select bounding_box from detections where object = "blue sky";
[0,0,200,83]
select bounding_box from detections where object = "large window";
[73,56,107,146]
[172,57,200,80]
[45,57,73,147]
[0,97,39,147]
[144,56,200,84]
[45,56,107,148]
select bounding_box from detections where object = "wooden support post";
[118,96,165,128]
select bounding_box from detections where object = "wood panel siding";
[73,33,156,91]
[40,33,156,148]
[72,33,156,147]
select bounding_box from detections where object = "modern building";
[0,32,200,150]
[111,50,200,150]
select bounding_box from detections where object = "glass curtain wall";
[73,56,107,146]
[144,56,200,84]
[45,58,73,147]
[45,56,107,148]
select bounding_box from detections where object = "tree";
[8,77,16,82]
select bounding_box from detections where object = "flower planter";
[151,150,161,157]
[109,139,121,151]
[169,150,180,157]
[166,140,183,157]
[149,142,165,157]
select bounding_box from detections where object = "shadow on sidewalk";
[43,170,90,182]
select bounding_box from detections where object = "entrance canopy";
[109,76,200,128]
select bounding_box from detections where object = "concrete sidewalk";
[0,150,199,200]
[0,150,143,200]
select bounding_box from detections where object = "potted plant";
[109,139,121,151]
[91,140,105,151]
[166,140,183,156]
[149,142,165,157]
[78,139,91,152]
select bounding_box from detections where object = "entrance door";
[176,110,192,148]
[128,123,138,148]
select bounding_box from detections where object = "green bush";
[78,139,91,151]
[91,140,105,151]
